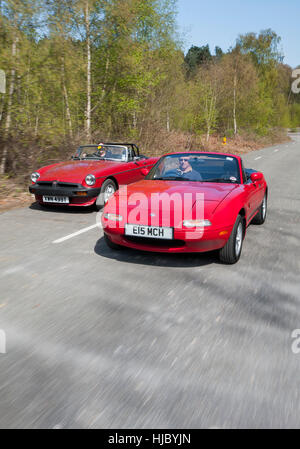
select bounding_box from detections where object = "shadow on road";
[94,236,219,268]
[29,201,96,215]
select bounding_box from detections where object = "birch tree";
[0,0,41,173]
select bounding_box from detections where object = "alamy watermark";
[291,329,300,354]
[291,69,300,95]
[0,329,6,354]
[100,186,207,240]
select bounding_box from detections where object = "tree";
[214,46,223,61]
[0,0,41,174]
[184,45,212,77]
[237,29,283,67]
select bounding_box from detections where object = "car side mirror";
[141,168,150,176]
[250,172,263,183]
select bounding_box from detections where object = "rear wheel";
[252,193,267,225]
[219,215,244,264]
[95,179,117,210]
[104,233,122,250]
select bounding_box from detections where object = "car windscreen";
[75,145,128,161]
[146,153,241,183]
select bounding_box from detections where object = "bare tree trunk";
[61,57,73,138]
[206,126,210,142]
[132,111,137,129]
[205,94,216,142]
[1,35,18,175]
[107,82,116,136]
[233,71,237,136]
[34,110,39,137]
[0,96,4,122]
[90,55,110,114]
[25,59,31,126]
[84,1,91,142]
[34,91,41,137]
[101,56,109,100]
[166,110,170,132]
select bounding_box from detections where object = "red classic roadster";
[102,151,268,264]
[29,143,158,209]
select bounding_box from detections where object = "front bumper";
[102,221,234,253]
[29,182,101,206]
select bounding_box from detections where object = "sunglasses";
[179,158,189,162]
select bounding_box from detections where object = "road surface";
[0,135,300,428]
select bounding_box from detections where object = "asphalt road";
[0,135,300,429]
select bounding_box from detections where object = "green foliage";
[184,45,212,77]
[290,104,300,128]
[0,1,298,174]
[214,46,223,61]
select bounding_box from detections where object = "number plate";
[43,196,69,204]
[125,224,173,240]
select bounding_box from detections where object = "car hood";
[111,180,237,227]
[39,160,120,182]
[117,179,237,202]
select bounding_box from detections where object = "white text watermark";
[291,69,300,95]
[291,329,300,354]
[101,186,207,240]
[0,329,6,354]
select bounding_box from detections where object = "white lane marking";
[274,149,279,152]
[254,156,262,160]
[53,223,102,244]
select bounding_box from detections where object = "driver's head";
[98,145,106,157]
[179,155,191,171]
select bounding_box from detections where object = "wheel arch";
[100,176,119,190]
[238,207,247,235]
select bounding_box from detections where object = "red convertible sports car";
[29,143,158,209]
[101,151,268,264]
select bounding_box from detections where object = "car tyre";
[95,179,117,211]
[252,193,267,225]
[219,214,244,264]
[104,233,122,250]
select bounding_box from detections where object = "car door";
[244,182,259,223]
[110,149,146,186]
[241,162,260,224]
[124,148,151,184]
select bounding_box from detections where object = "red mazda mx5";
[29,143,158,209]
[101,151,268,264]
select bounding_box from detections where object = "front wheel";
[219,215,244,264]
[252,193,267,225]
[104,233,122,250]
[95,179,117,210]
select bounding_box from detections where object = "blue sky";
[177,0,299,68]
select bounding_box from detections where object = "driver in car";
[97,145,107,158]
[177,156,202,181]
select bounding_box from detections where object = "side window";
[240,159,247,184]
[127,147,134,161]
[131,147,137,159]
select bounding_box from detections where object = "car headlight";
[183,219,212,228]
[103,213,123,222]
[31,172,40,183]
[85,174,96,186]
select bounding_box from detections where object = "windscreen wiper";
[154,176,196,181]
[203,178,236,183]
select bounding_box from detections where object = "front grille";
[124,236,185,248]
[37,181,81,188]
[37,181,52,186]
[57,182,80,188]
